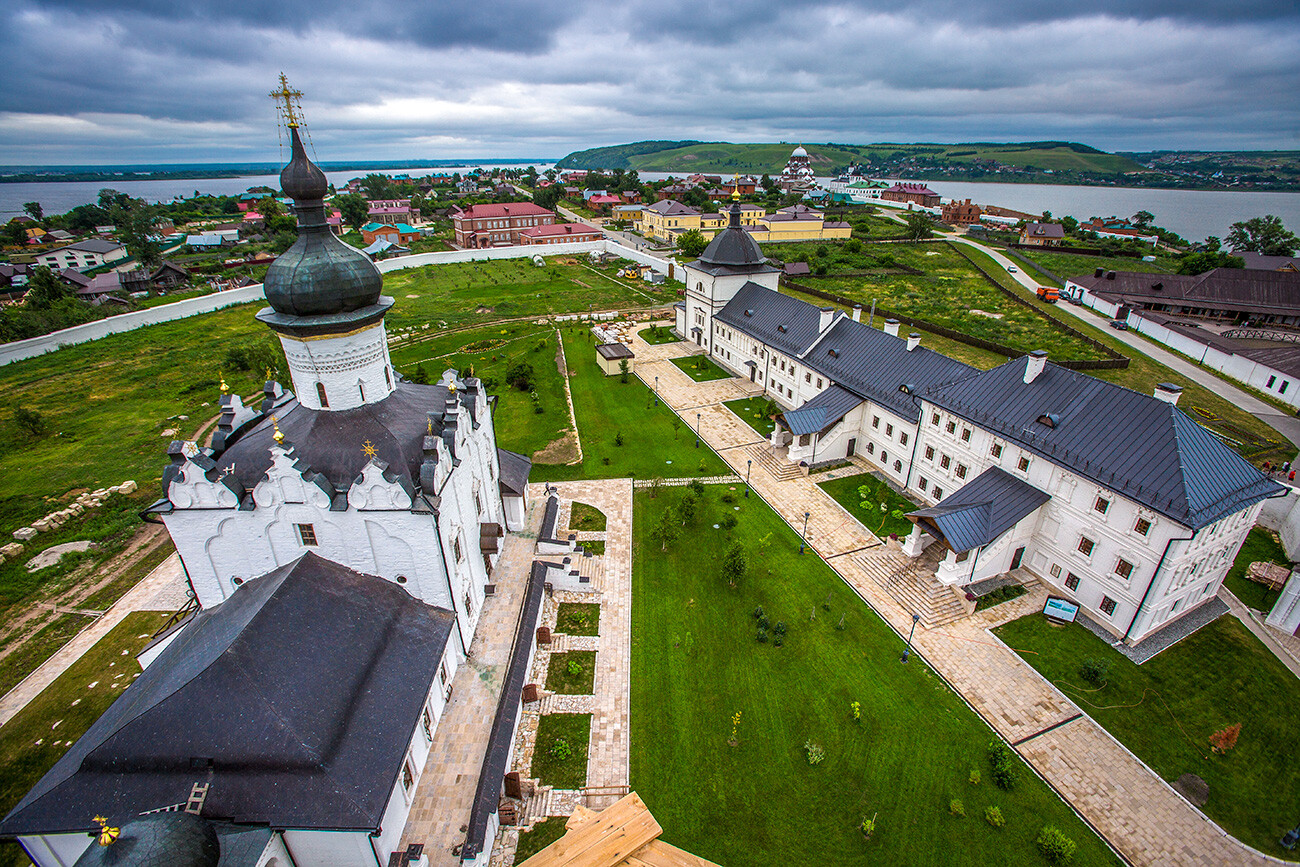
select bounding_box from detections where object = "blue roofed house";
[674,203,1284,644]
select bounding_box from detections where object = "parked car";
[1007,265,1018,273]
[1066,294,1083,305]
[1109,319,1128,330]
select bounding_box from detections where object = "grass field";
[568,502,606,532]
[513,818,567,864]
[631,486,1116,866]
[545,651,596,695]
[531,713,591,789]
[1011,249,1174,285]
[638,324,681,345]
[556,602,600,636]
[669,354,731,382]
[531,331,730,483]
[994,612,1300,860]
[723,396,777,438]
[779,241,1111,362]
[817,474,917,539]
[0,611,172,867]
[1222,526,1292,611]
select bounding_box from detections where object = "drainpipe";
[1123,527,1196,643]
[432,514,469,654]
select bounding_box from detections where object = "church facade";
[2,109,530,867]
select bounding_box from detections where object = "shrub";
[550,738,574,761]
[968,769,981,785]
[602,456,611,465]
[773,621,787,635]
[1209,723,1242,754]
[753,605,765,620]
[773,636,783,647]
[804,740,825,765]
[721,515,737,530]
[987,741,1017,790]
[13,407,47,437]
[1035,826,1077,865]
[721,493,736,504]
[689,479,705,495]
[614,431,624,446]
[949,798,965,817]
[566,658,582,677]
[851,701,861,722]
[756,629,768,643]
[757,614,770,629]
[1079,657,1110,687]
[506,361,536,391]
[985,806,1004,827]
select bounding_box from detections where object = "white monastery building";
[2,110,536,867]
[676,204,1285,643]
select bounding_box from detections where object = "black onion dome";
[72,814,219,867]
[698,202,766,268]
[262,126,383,319]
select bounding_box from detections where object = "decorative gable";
[167,455,242,509]
[252,442,334,509]
[348,459,415,511]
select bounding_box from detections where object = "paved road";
[949,235,1300,455]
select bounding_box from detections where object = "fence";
[632,474,741,488]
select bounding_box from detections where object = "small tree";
[1209,723,1241,754]
[721,541,746,589]
[650,507,679,551]
[679,492,697,524]
[676,229,708,258]
[22,266,72,310]
[506,361,535,391]
[618,358,630,383]
[410,363,430,385]
[13,407,47,437]
[1227,215,1298,256]
[335,193,369,230]
[22,201,43,221]
[671,417,682,439]
[904,211,934,241]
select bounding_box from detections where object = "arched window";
[385,367,393,389]
[358,382,366,402]
[316,382,329,408]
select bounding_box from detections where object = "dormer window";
[828,349,839,358]
[1036,413,1060,429]
[777,324,787,333]
[744,309,754,317]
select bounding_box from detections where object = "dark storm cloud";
[1,0,1298,163]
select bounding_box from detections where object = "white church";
[676,204,1285,643]
[1,107,533,867]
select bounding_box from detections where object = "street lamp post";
[901,613,921,663]
[695,412,701,448]
[745,459,752,498]
[654,376,659,406]
[799,511,810,554]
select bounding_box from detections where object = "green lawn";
[818,473,917,539]
[975,584,1028,612]
[531,713,591,789]
[568,502,606,532]
[545,651,596,695]
[0,611,172,867]
[780,241,1110,362]
[669,354,732,382]
[994,613,1300,860]
[531,331,730,483]
[556,602,600,636]
[1013,249,1174,286]
[631,486,1116,865]
[638,325,681,346]
[1222,526,1293,611]
[723,396,778,438]
[514,818,567,863]
[579,540,606,556]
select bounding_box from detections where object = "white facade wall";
[277,322,396,412]
[36,245,127,270]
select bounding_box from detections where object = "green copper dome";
[262,126,384,319]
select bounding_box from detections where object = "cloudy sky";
[2,0,1298,165]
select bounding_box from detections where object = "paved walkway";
[0,552,189,728]
[400,494,544,866]
[638,352,1284,866]
[951,235,1300,454]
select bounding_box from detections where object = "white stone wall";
[277,322,396,412]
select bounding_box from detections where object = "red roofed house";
[881,183,940,207]
[452,203,556,248]
[587,194,623,213]
[519,223,604,245]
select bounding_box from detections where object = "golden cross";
[427,418,433,436]
[271,415,284,444]
[269,73,304,129]
[362,439,378,458]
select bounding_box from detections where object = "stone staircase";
[748,444,802,482]
[520,781,554,827]
[855,544,967,628]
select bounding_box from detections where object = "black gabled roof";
[782,384,860,435]
[804,318,977,421]
[715,283,824,357]
[909,467,1050,553]
[924,357,1285,530]
[497,447,532,497]
[213,379,482,495]
[0,553,454,836]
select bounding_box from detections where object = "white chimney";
[883,318,901,337]
[907,333,921,352]
[1023,349,1048,384]
[1154,382,1183,405]
[851,305,862,322]
[819,307,835,333]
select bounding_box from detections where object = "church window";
[295,524,318,546]
[402,758,415,793]
[940,454,950,470]
[1065,572,1080,591]
[453,536,463,562]
[423,707,434,741]
[358,383,366,402]
[1094,497,1110,514]
[316,382,329,407]
[894,460,902,472]
[899,432,908,446]
[464,593,474,617]
[1115,558,1135,581]
[872,416,880,429]
[918,477,928,492]
[867,442,875,455]
[945,420,956,435]
[924,446,934,461]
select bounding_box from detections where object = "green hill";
[556,140,1145,176]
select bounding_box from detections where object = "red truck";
[1036,286,1060,303]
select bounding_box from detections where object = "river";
[0,162,554,221]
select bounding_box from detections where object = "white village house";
[676,204,1285,643]
[34,239,128,271]
[2,116,536,867]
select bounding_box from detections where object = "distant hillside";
[556,140,1145,176]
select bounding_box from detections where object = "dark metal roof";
[714,282,824,358]
[213,379,484,496]
[596,343,635,360]
[461,559,548,861]
[70,814,218,867]
[262,126,384,321]
[697,204,768,269]
[782,385,859,435]
[1074,267,1300,317]
[805,317,977,421]
[0,553,455,836]
[497,447,532,497]
[908,466,1050,553]
[923,357,1285,529]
